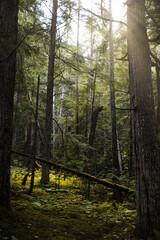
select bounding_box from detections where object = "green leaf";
[32,202,41,208]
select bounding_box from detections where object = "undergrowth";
[0,166,136,240]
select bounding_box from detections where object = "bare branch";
[12,150,135,193]
[81,7,127,27]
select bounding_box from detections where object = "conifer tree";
[41,0,58,184]
[0,0,19,208]
[127,0,160,237]
[108,0,119,175]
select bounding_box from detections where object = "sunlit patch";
[112,0,126,21]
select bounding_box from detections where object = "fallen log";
[12,150,135,194]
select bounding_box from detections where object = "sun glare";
[112,0,126,21]
[41,0,127,45]
[80,0,126,30]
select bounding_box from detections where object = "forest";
[0,0,160,239]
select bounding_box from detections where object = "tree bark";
[127,0,160,238]
[0,0,19,208]
[28,90,45,146]
[129,111,134,177]
[11,81,21,164]
[75,0,80,135]
[28,75,40,194]
[41,0,58,184]
[89,106,103,147]
[89,106,103,175]
[109,0,119,175]
[156,65,160,136]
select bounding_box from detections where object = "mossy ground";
[0,167,136,240]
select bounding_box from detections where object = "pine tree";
[41,0,58,184]
[0,0,19,208]
[127,0,160,238]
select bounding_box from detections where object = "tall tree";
[108,0,119,175]
[11,80,22,164]
[75,0,80,135]
[28,75,40,194]
[156,64,160,135]
[0,0,19,208]
[127,0,160,238]
[41,0,58,184]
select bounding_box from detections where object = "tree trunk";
[109,0,119,175]
[129,112,134,177]
[117,132,122,172]
[11,82,21,164]
[75,0,80,135]
[127,0,160,238]
[28,75,40,194]
[88,106,103,175]
[0,0,19,208]
[89,107,103,147]
[41,0,58,184]
[27,90,45,146]
[156,65,160,137]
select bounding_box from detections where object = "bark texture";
[89,106,103,175]
[41,0,58,184]
[109,0,119,175]
[75,0,80,135]
[89,106,103,147]
[0,0,19,208]
[28,75,40,194]
[11,82,21,164]
[127,0,160,238]
[156,65,160,136]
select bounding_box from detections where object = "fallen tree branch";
[12,150,135,194]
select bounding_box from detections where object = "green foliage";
[14,0,133,179]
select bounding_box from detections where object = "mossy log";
[12,150,135,194]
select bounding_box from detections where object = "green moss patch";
[0,167,136,240]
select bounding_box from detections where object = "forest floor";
[0,166,136,240]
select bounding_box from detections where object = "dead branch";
[12,150,135,194]
[28,91,45,145]
[81,7,127,27]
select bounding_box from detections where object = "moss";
[0,167,136,240]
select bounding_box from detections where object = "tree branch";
[0,24,42,64]
[81,7,127,27]
[116,53,128,61]
[12,150,135,193]
[150,51,160,68]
